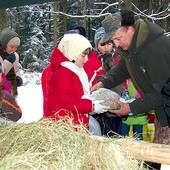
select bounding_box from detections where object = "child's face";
[98,40,113,54]
[6,44,19,54]
[75,48,90,68]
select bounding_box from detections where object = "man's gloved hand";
[6,53,16,64]
[16,76,23,87]
[93,100,109,114]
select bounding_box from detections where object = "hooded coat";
[42,34,93,128]
[98,19,170,127]
[84,27,106,87]
[43,47,93,127]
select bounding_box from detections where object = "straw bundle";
[0,119,145,170]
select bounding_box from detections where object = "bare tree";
[160,0,169,31]
[58,0,67,40]
[53,1,58,46]
[0,9,8,31]
[83,0,88,37]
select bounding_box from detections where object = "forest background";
[0,0,169,73]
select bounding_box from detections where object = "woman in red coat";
[42,34,108,132]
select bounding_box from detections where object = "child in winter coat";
[42,34,109,134]
[84,27,125,136]
[121,78,155,141]
[84,27,125,93]
[0,28,23,97]
[0,62,22,122]
[84,27,110,87]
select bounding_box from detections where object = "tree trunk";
[53,1,58,46]
[83,0,88,38]
[161,0,169,31]
[0,9,8,31]
[148,0,152,15]
[58,0,67,40]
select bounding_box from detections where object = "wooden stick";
[120,139,170,164]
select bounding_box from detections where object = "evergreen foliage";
[5,0,169,72]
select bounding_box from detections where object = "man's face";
[111,26,134,50]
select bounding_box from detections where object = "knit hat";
[7,37,20,47]
[94,27,105,50]
[0,28,20,50]
[58,34,92,62]
[101,12,121,44]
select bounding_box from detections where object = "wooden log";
[120,139,170,165]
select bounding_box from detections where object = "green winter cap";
[101,12,121,44]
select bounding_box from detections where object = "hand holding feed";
[90,82,104,93]
[109,99,131,115]
[90,88,120,110]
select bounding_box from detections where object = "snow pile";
[17,72,43,123]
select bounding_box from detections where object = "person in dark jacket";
[91,10,170,145]
[161,78,170,126]
[0,28,23,97]
[84,27,125,136]
[68,24,86,37]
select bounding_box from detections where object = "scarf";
[61,61,90,96]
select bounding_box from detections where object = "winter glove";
[93,100,109,114]
[6,53,16,64]
[16,76,23,87]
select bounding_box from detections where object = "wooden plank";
[121,139,170,164]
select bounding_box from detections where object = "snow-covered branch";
[133,3,170,21]
[98,2,119,15]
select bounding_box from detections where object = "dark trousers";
[93,113,122,137]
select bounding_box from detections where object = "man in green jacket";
[91,10,170,145]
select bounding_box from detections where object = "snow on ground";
[17,72,43,123]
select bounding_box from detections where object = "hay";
[0,119,145,170]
